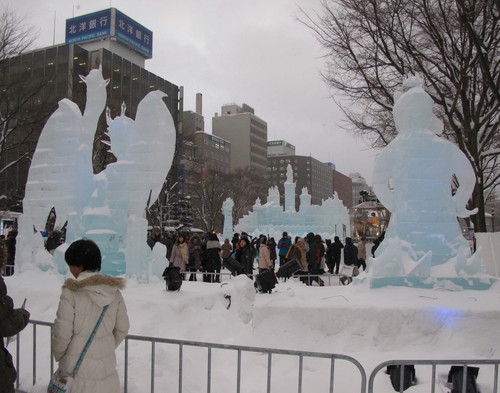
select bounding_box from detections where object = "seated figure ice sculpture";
[18,67,175,278]
[368,75,492,289]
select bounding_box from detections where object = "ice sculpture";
[18,67,175,278]
[367,75,493,289]
[222,198,234,241]
[234,164,350,240]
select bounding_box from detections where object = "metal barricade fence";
[11,320,54,393]
[11,321,500,393]
[14,321,365,393]
[181,269,342,286]
[124,334,367,393]
[368,359,500,393]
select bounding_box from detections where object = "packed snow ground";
[5,266,500,393]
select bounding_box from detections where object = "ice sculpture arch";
[366,75,494,289]
[18,67,176,278]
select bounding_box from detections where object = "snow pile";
[5,267,500,392]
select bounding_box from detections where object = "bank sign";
[65,8,153,59]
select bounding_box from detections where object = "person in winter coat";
[188,235,203,281]
[147,227,164,250]
[170,234,189,279]
[203,233,222,283]
[231,233,240,251]
[357,237,367,272]
[4,231,17,276]
[287,238,307,271]
[315,234,326,273]
[0,240,30,393]
[236,237,254,279]
[257,236,273,273]
[331,236,344,274]
[305,232,319,274]
[221,239,233,262]
[277,232,292,267]
[267,237,277,269]
[343,237,358,267]
[52,239,129,393]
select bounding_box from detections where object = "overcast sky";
[4,0,378,185]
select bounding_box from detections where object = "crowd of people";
[0,230,384,392]
[148,229,378,284]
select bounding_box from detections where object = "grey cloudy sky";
[5,0,378,185]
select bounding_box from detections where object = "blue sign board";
[65,8,153,59]
[114,9,153,59]
[66,9,112,45]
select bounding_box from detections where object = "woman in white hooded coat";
[52,239,129,393]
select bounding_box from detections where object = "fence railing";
[124,334,367,393]
[11,319,53,392]
[181,269,344,286]
[368,359,500,393]
[13,323,500,393]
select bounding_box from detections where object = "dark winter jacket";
[236,240,254,276]
[231,234,240,251]
[305,233,319,273]
[5,235,16,267]
[343,237,358,266]
[331,237,344,259]
[0,276,29,393]
[188,236,203,270]
[203,240,222,271]
[267,239,277,261]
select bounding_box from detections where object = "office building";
[0,8,179,212]
[267,140,296,157]
[332,170,354,208]
[268,155,334,210]
[212,103,268,173]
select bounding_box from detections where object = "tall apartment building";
[0,8,179,212]
[212,103,268,173]
[268,155,334,210]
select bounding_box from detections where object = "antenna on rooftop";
[52,11,56,45]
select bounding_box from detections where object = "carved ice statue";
[22,69,108,233]
[235,164,351,239]
[368,75,492,289]
[18,67,176,278]
[222,198,234,241]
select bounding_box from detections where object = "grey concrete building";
[268,155,334,210]
[267,140,296,157]
[212,103,268,173]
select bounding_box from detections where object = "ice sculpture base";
[360,276,497,290]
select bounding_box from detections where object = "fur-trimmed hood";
[63,272,126,307]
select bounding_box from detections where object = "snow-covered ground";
[5,268,500,392]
